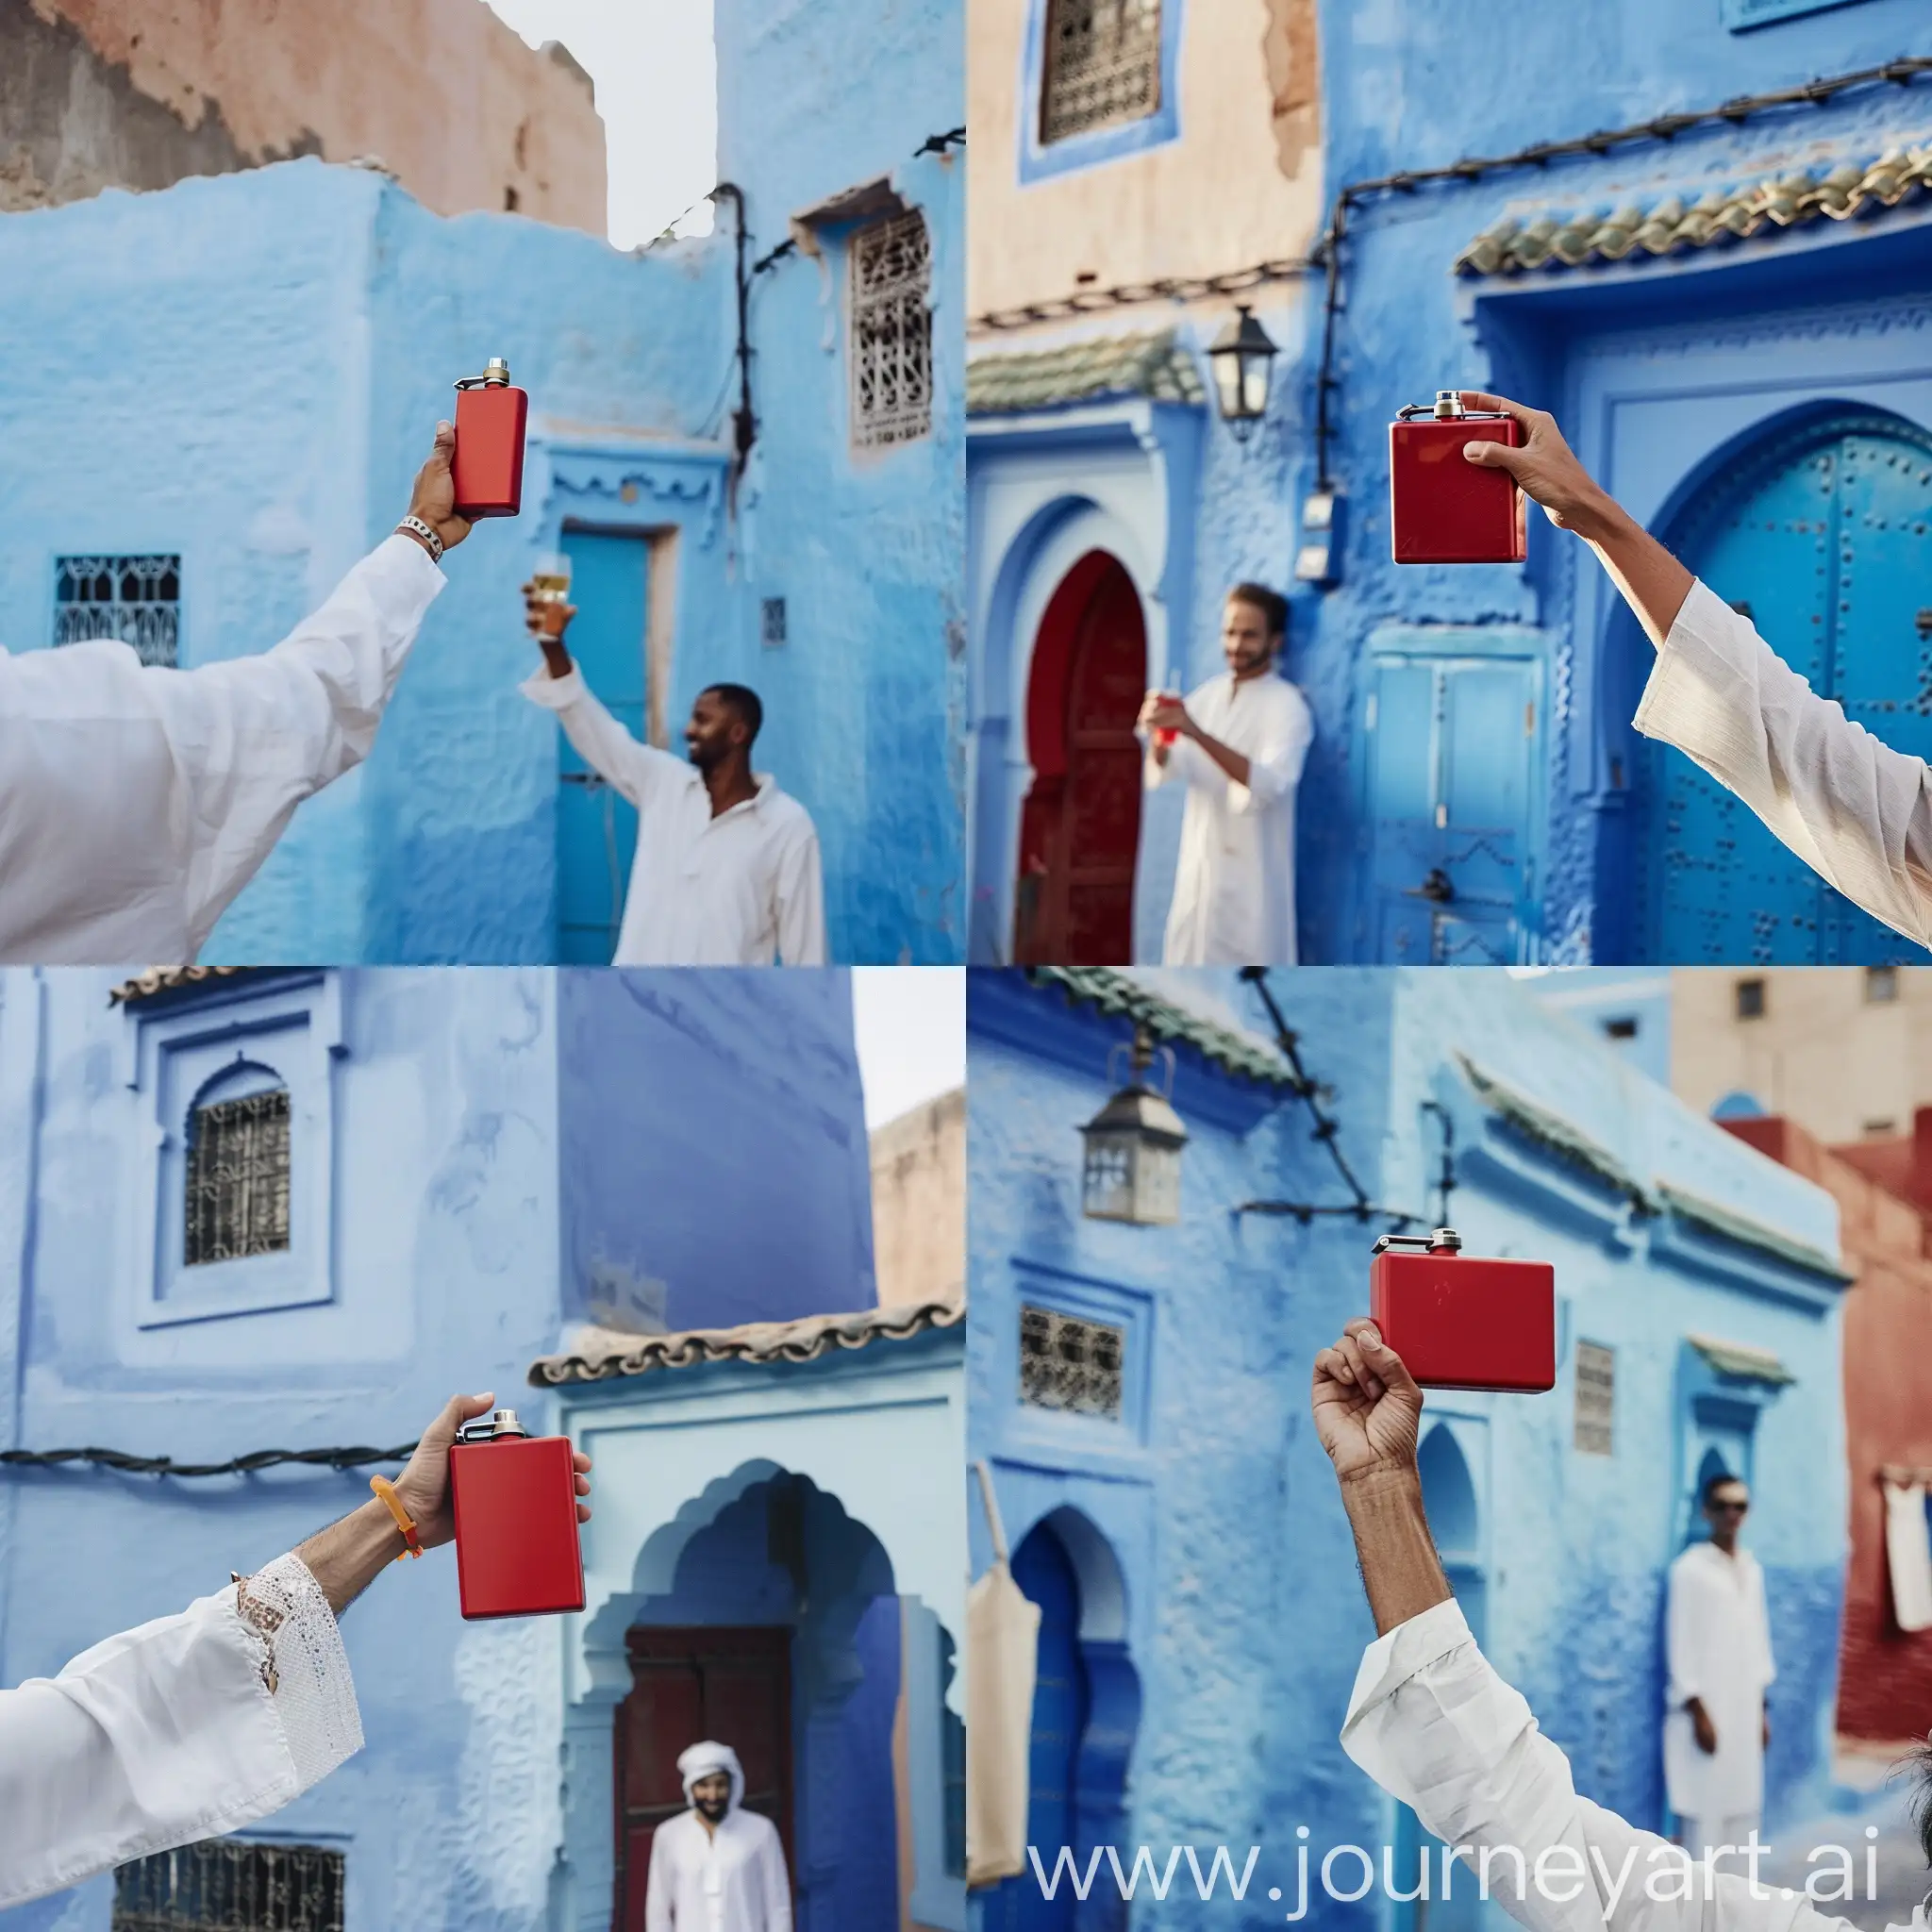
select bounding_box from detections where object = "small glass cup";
[531,550,573,608]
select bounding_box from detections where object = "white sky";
[852,969,966,1130]
[483,0,717,247]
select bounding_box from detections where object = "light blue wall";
[0,965,918,1932]
[968,966,1849,1925]
[0,0,965,965]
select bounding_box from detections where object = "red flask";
[1367,1228,1556,1392]
[1389,392,1526,564]
[448,1408,585,1619]
[451,358,528,519]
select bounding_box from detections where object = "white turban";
[677,1740,744,1812]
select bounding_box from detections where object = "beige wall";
[870,1089,966,1310]
[13,0,605,231]
[1671,967,1932,1145]
[968,0,1323,322]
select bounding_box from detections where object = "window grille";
[185,1088,291,1267]
[113,1840,344,1932]
[1867,964,1899,1004]
[1040,0,1163,147]
[850,211,932,450]
[1574,1342,1615,1457]
[1020,1304,1124,1420]
[1734,977,1766,1021]
[55,554,181,667]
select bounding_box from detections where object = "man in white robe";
[0,426,471,966]
[521,591,827,966]
[1310,1315,1932,1932]
[645,1740,793,1932]
[1463,390,1932,954]
[1139,582,1314,966]
[1666,1474,1776,1868]
[0,1392,593,1911]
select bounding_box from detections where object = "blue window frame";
[1018,0,1184,186]
[1722,0,1877,28]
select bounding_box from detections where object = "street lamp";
[1207,305,1278,441]
[1080,1025,1189,1225]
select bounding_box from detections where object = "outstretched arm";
[1462,390,1932,951]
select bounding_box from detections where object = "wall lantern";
[1207,304,1278,441]
[1080,1024,1189,1225]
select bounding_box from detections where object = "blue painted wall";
[968,0,1932,963]
[0,966,901,1931]
[0,0,964,964]
[968,967,1849,1927]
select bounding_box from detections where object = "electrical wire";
[0,1444,419,1479]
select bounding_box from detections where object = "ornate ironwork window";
[185,1087,291,1267]
[112,1840,344,1931]
[1020,1304,1124,1420]
[850,211,932,450]
[55,554,181,667]
[1040,0,1164,147]
[1574,1341,1615,1457]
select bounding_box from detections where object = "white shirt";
[644,1805,793,1932]
[0,1553,361,1912]
[521,667,826,966]
[1145,669,1313,965]
[0,536,443,965]
[1636,579,1932,952]
[1665,1541,1776,1823]
[1341,1595,1909,1932]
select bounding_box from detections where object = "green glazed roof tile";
[1024,967,1298,1087]
[1686,1332,1799,1388]
[967,329,1207,415]
[1454,1052,1651,1204]
[1656,1180,1852,1284]
[1456,145,1932,275]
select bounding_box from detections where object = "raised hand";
[1310,1318,1425,1483]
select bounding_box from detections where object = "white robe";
[520,666,827,966]
[0,535,444,965]
[644,1805,793,1932]
[1145,670,1313,966]
[1636,578,1932,951]
[1342,1594,1912,1932]
[1664,1541,1776,1824]
[0,1553,361,1911]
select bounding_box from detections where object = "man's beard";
[695,1796,729,1822]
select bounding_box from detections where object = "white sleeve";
[1665,1562,1704,1709]
[0,1553,361,1913]
[644,1826,675,1932]
[1144,733,1226,797]
[1228,686,1313,815]
[759,1821,794,1932]
[1634,578,1932,950]
[1339,1599,1830,1932]
[774,816,827,967]
[520,663,682,812]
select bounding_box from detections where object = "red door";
[1013,553,1146,964]
[613,1626,794,1930]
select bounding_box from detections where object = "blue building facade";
[968,966,1850,1928]
[0,966,964,1931]
[967,0,1932,965]
[0,0,964,965]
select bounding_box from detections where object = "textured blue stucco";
[0,0,964,965]
[0,966,928,1931]
[969,967,1850,1928]
[967,0,1932,962]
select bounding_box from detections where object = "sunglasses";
[1709,1498,1751,1513]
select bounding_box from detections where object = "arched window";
[184,1065,291,1267]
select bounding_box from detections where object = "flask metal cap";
[1433,391,1466,420]
[483,357,510,386]
[457,1407,530,1442]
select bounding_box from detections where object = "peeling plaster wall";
[967,967,1848,1922]
[0,0,606,233]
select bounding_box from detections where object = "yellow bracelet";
[370,1475,423,1560]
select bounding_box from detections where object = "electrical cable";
[0,1444,419,1479]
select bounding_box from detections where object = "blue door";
[1646,412,1932,963]
[989,1526,1087,1932]
[555,531,652,963]
[1364,652,1541,963]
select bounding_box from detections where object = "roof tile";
[967,329,1206,415]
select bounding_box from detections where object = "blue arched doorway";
[1631,406,1932,964]
[987,1510,1141,1932]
